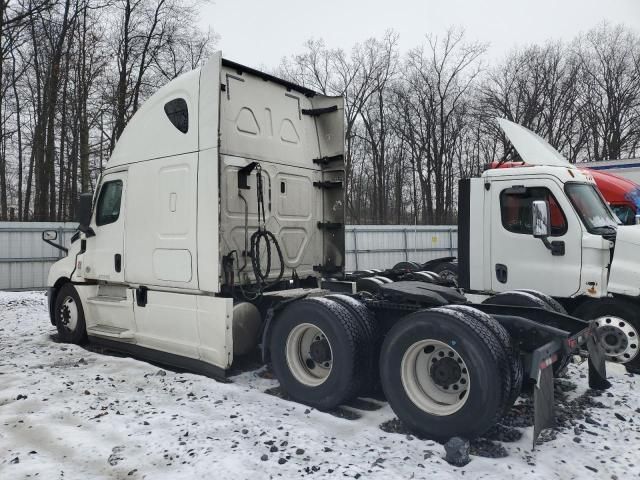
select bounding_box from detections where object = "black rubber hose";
[249,164,284,291]
[250,229,284,288]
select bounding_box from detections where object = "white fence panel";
[0,222,78,290]
[0,222,457,290]
[345,225,457,271]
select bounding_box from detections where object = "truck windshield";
[565,183,619,233]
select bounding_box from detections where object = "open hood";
[496,118,570,167]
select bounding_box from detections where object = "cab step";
[87,324,135,340]
[87,295,127,303]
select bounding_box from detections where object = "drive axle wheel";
[379,308,511,441]
[515,289,567,315]
[430,261,459,285]
[269,297,367,410]
[401,339,470,416]
[442,304,522,411]
[484,290,570,375]
[54,283,87,344]
[286,323,333,386]
[325,294,378,394]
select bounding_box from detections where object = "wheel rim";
[59,296,78,332]
[595,316,639,363]
[401,339,470,416]
[285,323,333,386]
[438,269,458,283]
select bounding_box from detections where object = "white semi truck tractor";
[43,54,611,444]
[365,120,640,373]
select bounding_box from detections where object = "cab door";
[82,171,136,340]
[489,178,582,296]
[84,171,127,282]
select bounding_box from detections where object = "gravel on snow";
[1,291,639,479]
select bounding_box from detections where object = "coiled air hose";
[250,164,284,290]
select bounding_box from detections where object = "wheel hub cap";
[439,270,456,281]
[430,357,462,388]
[285,323,333,386]
[309,338,332,364]
[59,296,78,332]
[401,339,470,416]
[595,316,638,363]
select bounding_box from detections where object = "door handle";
[114,254,122,273]
[495,264,508,284]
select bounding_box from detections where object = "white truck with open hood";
[44,55,612,445]
[461,119,640,372]
[366,119,640,372]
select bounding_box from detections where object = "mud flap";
[260,295,309,363]
[587,335,611,390]
[533,365,554,447]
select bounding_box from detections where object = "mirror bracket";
[81,226,96,238]
[540,237,565,256]
[42,231,68,254]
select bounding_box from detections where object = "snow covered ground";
[1,291,639,480]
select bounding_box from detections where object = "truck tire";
[430,261,459,285]
[393,261,422,272]
[379,307,512,441]
[373,276,393,283]
[53,283,87,344]
[441,304,523,411]
[326,294,378,393]
[482,290,548,310]
[515,289,567,315]
[572,298,640,371]
[412,271,441,283]
[483,290,570,375]
[356,277,386,294]
[325,294,377,343]
[269,297,367,410]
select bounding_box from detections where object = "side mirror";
[532,200,551,238]
[76,193,94,232]
[531,199,565,256]
[42,230,68,254]
[43,230,58,241]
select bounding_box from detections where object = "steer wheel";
[61,305,71,326]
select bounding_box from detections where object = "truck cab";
[46,52,345,375]
[458,119,640,370]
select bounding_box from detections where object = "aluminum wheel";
[401,339,470,416]
[285,323,333,387]
[59,296,79,332]
[437,269,458,283]
[595,316,639,363]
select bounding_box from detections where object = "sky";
[200,0,640,69]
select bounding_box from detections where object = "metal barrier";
[0,222,78,290]
[345,225,457,271]
[0,223,458,290]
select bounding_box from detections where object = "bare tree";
[404,29,486,223]
[578,23,640,161]
[2,14,640,225]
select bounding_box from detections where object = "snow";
[1,290,639,479]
